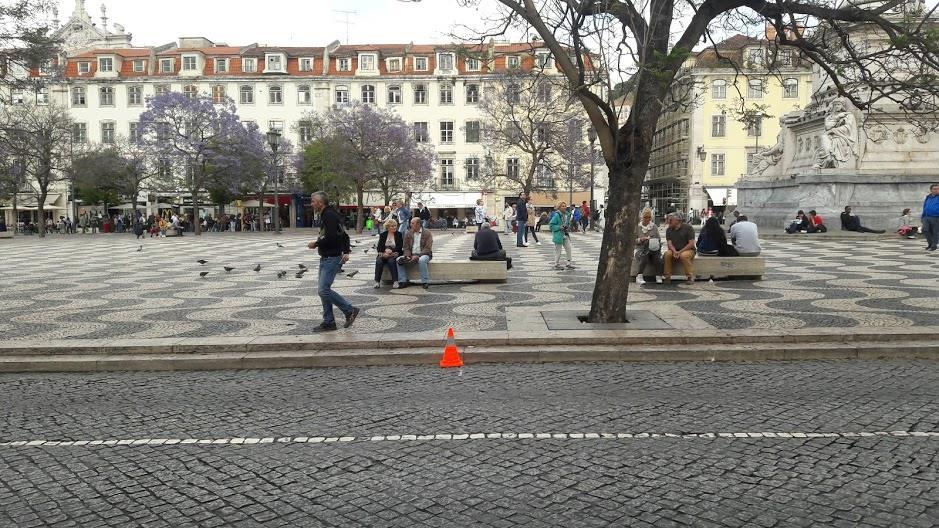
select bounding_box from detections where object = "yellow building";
[646,34,812,215]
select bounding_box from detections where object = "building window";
[128,85,142,106]
[183,85,198,99]
[466,58,481,71]
[465,83,479,104]
[78,62,91,74]
[71,86,86,106]
[414,122,428,143]
[335,85,349,104]
[240,85,254,104]
[507,84,520,104]
[414,56,428,71]
[414,83,427,104]
[33,87,48,105]
[711,79,726,99]
[746,152,757,175]
[215,58,228,73]
[268,85,282,104]
[212,85,226,104]
[298,120,313,143]
[535,164,555,188]
[182,56,197,71]
[711,115,725,137]
[268,120,284,133]
[337,58,351,72]
[438,53,454,71]
[155,84,170,97]
[465,157,479,179]
[129,122,141,143]
[711,153,725,176]
[440,121,454,143]
[746,48,764,66]
[536,53,554,69]
[71,122,87,144]
[299,58,313,72]
[507,158,520,180]
[465,121,481,143]
[133,60,145,73]
[747,79,763,99]
[160,58,173,73]
[776,50,792,66]
[388,85,402,104]
[99,86,114,106]
[388,58,402,72]
[98,57,113,72]
[537,82,551,102]
[242,58,257,72]
[537,123,548,143]
[440,159,454,186]
[747,116,762,137]
[298,85,312,105]
[101,121,115,144]
[266,54,283,72]
[507,55,520,69]
[440,84,453,104]
[361,84,375,104]
[359,54,376,71]
[784,78,799,98]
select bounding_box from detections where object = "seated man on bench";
[470,223,512,270]
[397,217,433,290]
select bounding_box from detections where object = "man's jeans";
[516,220,527,246]
[397,255,432,284]
[318,256,353,325]
[924,216,939,248]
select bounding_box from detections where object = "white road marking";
[1,431,937,448]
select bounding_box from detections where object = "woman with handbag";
[373,219,404,289]
[634,208,662,284]
[549,201,575,270]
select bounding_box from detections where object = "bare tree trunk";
[355,184,365,234]
[191,186,201,236]
[37,189,48,237]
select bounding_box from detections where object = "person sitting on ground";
[633,207,662,284]
[896,208,919,239]
[730,215,761,256]
[397,217,433,289]
[786,210,810,234]
[469,223,512,270]
[840,206,885,234]
[697,216,738,256]
[374,219,404,289]
[807,210,827,233]
[663,212,696,284]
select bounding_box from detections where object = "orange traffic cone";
[439,327,464,368]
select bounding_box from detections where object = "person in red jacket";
[807,210,827,233]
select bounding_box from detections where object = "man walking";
[923,183,939,251]
[515,193,529,247]
[502,203,515,235]
[416,202,431,229]
[580,201,590,232]
[396,200,411,235]
[663,212,696,284]
[307,191,359,332]
[398,217,434,289]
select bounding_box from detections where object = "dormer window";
[337,58,351,72]
[299,58,313,72]
[507,55,520,69]
[466,58,481,71]
[160,58,173,73]
[182,55,198,71]
[359,54,377,71]
[746,48,764,66]
[242,58,257,72]
[265,53,285,72]
[78,62,91,74]
[98,57,114,72]
[215,58,228,73]
[437,53,454,71]
[133,60,145,72]
[414,56,428,71]
[388,58,401,72]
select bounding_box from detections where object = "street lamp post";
[587,127,597,230]
[266,129,282,234]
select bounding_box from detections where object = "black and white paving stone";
[0,361,937,526]
[0,230,937,340]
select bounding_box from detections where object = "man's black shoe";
[344,307,360,328]
[313,322,338,332]
[422,283,429,290]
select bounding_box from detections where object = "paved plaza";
[1,361,937,527]
[1,230,937,341]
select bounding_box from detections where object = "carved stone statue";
[814,99,858,169]
[751,125,785,176]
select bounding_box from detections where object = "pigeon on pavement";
[224,266,235,273]
[345,270,358,278]
[276,243,284,248]
[136,245,143,252]
[197,259,208,265]
[298,264,308,270]
[276,270,287,279]
[199,271,209,278]
[253,264,261,272]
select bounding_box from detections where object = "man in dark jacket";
[416,202,431,229]
[840,206,885,234]
[307,192,359,331]
[470,223,512,269]
[515,194,529,247]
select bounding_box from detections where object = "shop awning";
[409,192,483,209]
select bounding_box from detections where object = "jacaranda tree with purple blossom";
[138,91,249,235]
[302,103,435,233]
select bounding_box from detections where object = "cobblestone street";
[1,231,937,340]
[1,361,937,526]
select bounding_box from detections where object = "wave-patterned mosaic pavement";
[0,230,936,340]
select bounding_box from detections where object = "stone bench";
[382,260,507,283]
[631,255,765,280]
[465,225,479,234]
[0,231,13,239]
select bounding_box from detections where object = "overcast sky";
[56,0,510,47]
